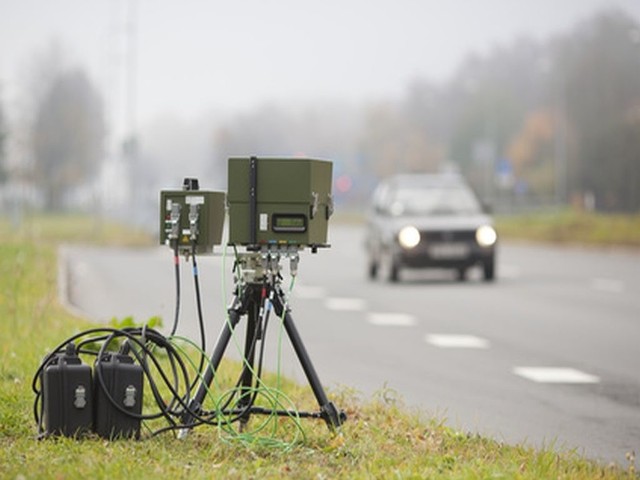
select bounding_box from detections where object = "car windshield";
[388,185,481,216]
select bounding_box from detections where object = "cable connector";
[189,203,200,242]
[168,202,182,240]
[289,251,300,277]
[119,340,132,356]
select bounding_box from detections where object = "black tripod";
[180,252,345,435]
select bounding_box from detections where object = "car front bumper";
[393,237,495,269]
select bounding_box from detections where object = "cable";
[169,241,181,337]
[33,326,200,438]
[33,245,316,448]
[190,242,207,380]
[207,249,306,449]
[33,324,308,446]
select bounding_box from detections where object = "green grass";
[496,211,640,248]
[0,214,637,479]
[337,208,640,249]
[1,212,155,246]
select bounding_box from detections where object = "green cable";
[212,246,308,449]
[226,250,307,448]
[214,383,305,450]
[168,336,225,403]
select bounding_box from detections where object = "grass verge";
[0,214,636,479]
[496,211,640,249]
[336,208,640,249]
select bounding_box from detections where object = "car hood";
[386,213,494,231]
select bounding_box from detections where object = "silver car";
[365,173,497,282]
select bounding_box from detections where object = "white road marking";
[425,334,490,349]
[591,278,625,293]
[368,312,416,327]
[513,367,600,384]
[293,285,326,299]
[325,297,366,312]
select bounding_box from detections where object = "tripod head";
[234,245,301,286]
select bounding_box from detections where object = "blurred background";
[2,2,640,464]
[0,0,639,227]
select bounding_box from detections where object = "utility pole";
[124,0,138,163]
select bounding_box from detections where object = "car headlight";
[476,225,497,247]
[398,226,421,249]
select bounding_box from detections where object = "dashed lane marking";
[325,297,367,312]
[367,312,416,327]
[425,334,490,349]
[513,367,600,384]
[293,285,327,299]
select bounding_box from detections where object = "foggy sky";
[2,0,640,131]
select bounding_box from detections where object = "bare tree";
[557,9,640,211]
[31,67,105,210]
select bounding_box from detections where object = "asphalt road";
[61,225,640,465]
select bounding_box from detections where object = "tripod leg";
[237,297,260,430]
[179,306,241,434]
[272,290,346,430]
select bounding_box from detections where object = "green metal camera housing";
[227,157,333,248]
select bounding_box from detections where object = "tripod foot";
[320,402,347,431]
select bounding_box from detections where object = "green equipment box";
[160,185,226,255]
[227,157,333,248]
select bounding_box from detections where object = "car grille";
[420,230,475,243]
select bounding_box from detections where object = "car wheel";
[483,258,495,282]
[388,261,400,283]
[456,268,467,282]
[368,260,378,280]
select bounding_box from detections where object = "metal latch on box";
[123,385,137,408]
[310,192,334,220]
[74,385,87,409]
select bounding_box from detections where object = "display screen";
[272,214,307,233]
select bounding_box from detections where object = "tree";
[31,68,105,210]
[506,109,556,198]
[211,102,363,181]
[359,99,443,179]
[0,87,6,184]
[556,9,640,211]
[439,39,549,200]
